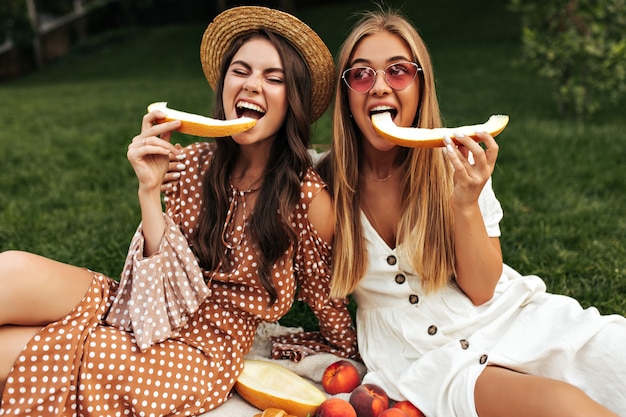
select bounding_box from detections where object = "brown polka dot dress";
[0,142,357,417]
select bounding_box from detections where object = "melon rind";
[234,360,327,417]
[372,112,509,148]
[147,102,256,137]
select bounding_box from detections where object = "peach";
[348,383,389,417]
[392,401,425,417]
[316,398,357,417]
[378,409,409,417]
[321,360,362,395]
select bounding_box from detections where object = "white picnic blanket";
[198,322,365,416]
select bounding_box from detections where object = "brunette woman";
[0,6,356,416]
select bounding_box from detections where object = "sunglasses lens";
[343,63,420,93]
[344,67,375,93]
[385,62,419,90]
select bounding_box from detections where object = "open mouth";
[369,105,397,120]
[236,101,266,120]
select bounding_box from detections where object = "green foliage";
[510,0,626,116]
[0,0,79,47]
[0,0,32,47]
[36,0,75,15]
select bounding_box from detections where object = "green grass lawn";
[1,0,624,329]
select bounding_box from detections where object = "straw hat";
[200,6,335,122]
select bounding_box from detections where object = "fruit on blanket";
[348,383,389,417]
[371,111,509,148]
[234,360,327,417]
[378,409,409,417]
[253,407,298,417]
[147,101,256,137]
[316,398,357,417]
[321,360,362,395]
[392,401,425,417]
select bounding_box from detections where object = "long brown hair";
[192,30,313,303]
[319,9,456,298]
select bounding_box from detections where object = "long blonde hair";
[319,9,456,298]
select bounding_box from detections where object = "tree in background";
[1,0,78,69]
[510,0,626,116]
[0,0,32,48]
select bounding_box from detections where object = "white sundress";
[351,177,626,417]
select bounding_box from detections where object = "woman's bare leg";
[0,250,93,326]
[0,325,42,401]
[475,365,618,417]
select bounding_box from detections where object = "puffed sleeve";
[270,301,359,362]
[271,174,358,361]
[105,214,211,351]
[270,228,358,360]
[298,237,358,356]
[478,177,503,237]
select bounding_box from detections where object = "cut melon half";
[235,360,327,417]
[147,102,256,137]
[371,112,509,148]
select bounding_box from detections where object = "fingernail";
[176,163,186,170]
[446,144,455,154]
[454,130,465,138]
[176,153,186,160]
[172,172,181,179]
[443,135,452,145]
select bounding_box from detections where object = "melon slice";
[235,360,327,417]
[147,102,256,137]
[371,112,509,148]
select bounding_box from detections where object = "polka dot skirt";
[0,142,357,416]
[1,274,238,416]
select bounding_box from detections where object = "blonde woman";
[308,8,626,417]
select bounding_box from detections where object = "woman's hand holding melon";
[445,130,499,209]
[128,109,184,193]
[145,102,258,192]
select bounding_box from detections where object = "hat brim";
[200,6,335,122]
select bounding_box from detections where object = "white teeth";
[237,101,265,113]
[369,106,396,118]
[370,105,395,113]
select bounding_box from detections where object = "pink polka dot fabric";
[0,142,357,416]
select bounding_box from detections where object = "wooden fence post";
[25,0,43,69]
